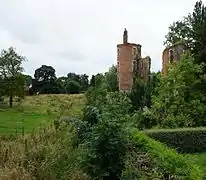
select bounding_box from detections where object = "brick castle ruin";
[117,29,151,91]
[117,29,185,91]
[162,43,185,76]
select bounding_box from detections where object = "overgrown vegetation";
[0,0,206,179]
[122,129,203,180]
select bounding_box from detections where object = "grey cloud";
[0,0,198,77]
[55,51,85,62]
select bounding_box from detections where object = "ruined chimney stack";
[123,28,128,44]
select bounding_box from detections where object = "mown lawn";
[0,94,85,135]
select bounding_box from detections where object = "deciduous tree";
[164,0,206,68]
[104,65,118,92]
[0,47,26,107]
[33,65,57,94]
[151,52,206,128]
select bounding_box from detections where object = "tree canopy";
[151,52,206,128]
[164,0,206,68]
[0,47,26,107]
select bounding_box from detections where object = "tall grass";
[0,123,89,180]
[0,94,87,179]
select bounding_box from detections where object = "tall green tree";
[0,47,26,107]
[67,73,80,82]
[164,0,206,67]
[129,78,148,111]
[104,65,118,92]
[66,79,81,94]
[34,65,56,82]
[23,74,32,86]
[34,65,58,94]
[67,73,89,92]
[151,52,206,128]
[90,75,96,87]
[149,71,161,97]
[80,74,89,91]
[56,76,67,93]
[89,73,105,88]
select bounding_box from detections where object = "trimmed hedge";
[144,127,206,153]
[122,128,203,180]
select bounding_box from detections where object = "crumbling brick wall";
[162,43,185,76]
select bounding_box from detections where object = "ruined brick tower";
[162,43,185,76]
[117,29,151,91]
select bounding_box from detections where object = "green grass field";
[0,94,85,135]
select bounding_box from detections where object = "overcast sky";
[0,0,197,77]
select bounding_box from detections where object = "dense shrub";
[151,53,206,128]
[82,105,100,126]
[81,113,131,180]
[78,91,133,179]
[81,87,205,179]
[85,86,107,107]
[130,107,157,130]
[71,106,101,146]
[145,127,206,153]
[122,129,204,180]
[129,78,148,111]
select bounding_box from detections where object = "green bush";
[82,105,100,126]
[82,114,130,180]
[144,127,206,153]
[122,129,204,180]
[130,108,157,130]
[79,91,133,179]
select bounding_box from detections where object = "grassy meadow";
[1,94,206,179]
[0,94,88,179]
[0,94,85,135]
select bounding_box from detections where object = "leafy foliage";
[104,65,118,92]
[164,0,206,70]
[83,113,130,179]
[34,65,56,82]
[80,91,132,179]
[0,47,26,107]
[31,66,90,94]
[66,79,81,94]
[129,78,148,111]
[89,73,106,89]
[122,129,203,180]
[130,108,157,130]
[151,52,206,128]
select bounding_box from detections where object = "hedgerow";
[122,129,204,180]
[145,127,206,153]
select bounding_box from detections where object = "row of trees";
[29,64,118,95]
[29,66,90,95]
[0,46,119,107]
